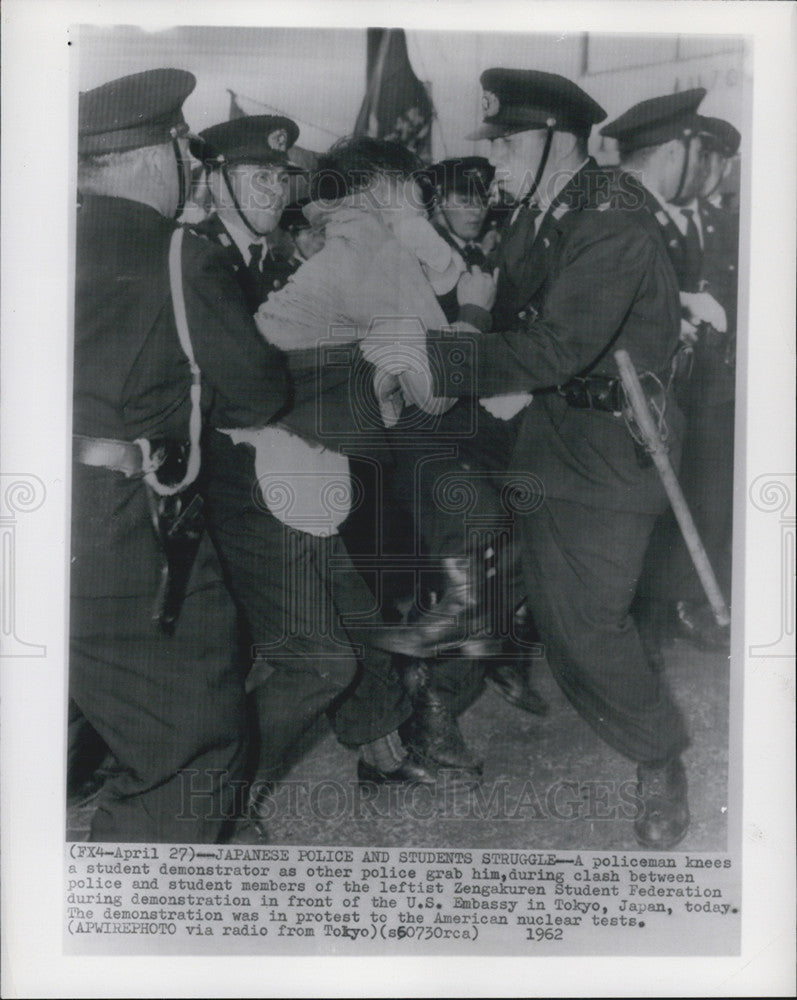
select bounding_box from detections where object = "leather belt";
[73,435,149,477]
[556,371,665,413]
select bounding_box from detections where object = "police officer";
[191,115,303,310]
[602,97,737,652]
[426,158,495,267]
[699,116,741,209]
[196,142,439,824]
[396,68,691,848]
[72,69,290,842]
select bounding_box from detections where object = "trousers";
[70,531,246,842]
[200,432,410,779]
[388,403,526,705]
[519,497,689,763]
[642,398,735,607]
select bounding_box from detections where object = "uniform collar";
[634,180,676,230]
[534,157,591,218]
[665,196,703,242]
[216,212,268,261]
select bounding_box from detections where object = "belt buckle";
[560,376,590,409]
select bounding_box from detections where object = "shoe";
[672,600,730,652]
[634,758,690,850]
[400,686,483,776]
[486,661,549,716]
[357,756,438,787]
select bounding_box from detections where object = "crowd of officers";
[70,65,739,849]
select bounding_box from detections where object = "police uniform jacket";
[192,212,295,312]
[638,190,738,410]
[430,160,684,514]
[688,198,738,408]
[72,195,289,597]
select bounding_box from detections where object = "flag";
[354,28,433,160]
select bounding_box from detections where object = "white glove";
[679,317,699,345]
[680,291,727,333]
[479,393,533,420]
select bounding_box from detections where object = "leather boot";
[399,661,482,779]
[369,555,505,660]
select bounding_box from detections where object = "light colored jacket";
[255,196,455,422]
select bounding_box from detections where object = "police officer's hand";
[457,266,498,311]
[679,317,699,345]
[680,291,727,334]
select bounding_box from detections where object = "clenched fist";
[457,266,498,311]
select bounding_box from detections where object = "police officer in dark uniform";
[191,115,303,310]
[72,69,290,842]
[665,115,738,646]
[426,157,495,268]
[602,97,737,652]
[192,146,438,825]
[401,69,691,848]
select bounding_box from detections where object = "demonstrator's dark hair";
[310,136,424,202]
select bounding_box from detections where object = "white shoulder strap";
[139,226,202,496]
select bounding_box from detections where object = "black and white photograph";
[1,0,794,994]
[67,21,745,853]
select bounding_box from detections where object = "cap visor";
[465,120,550,141]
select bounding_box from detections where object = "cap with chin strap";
[467,69,606,206]
[601,88,707,203]
[696,116,741,159]
[696,115,741,200]
[78,68,198,219]
[191,115,304,238]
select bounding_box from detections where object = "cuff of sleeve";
[457,304,493,333]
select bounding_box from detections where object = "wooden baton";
[614,348,731,628]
